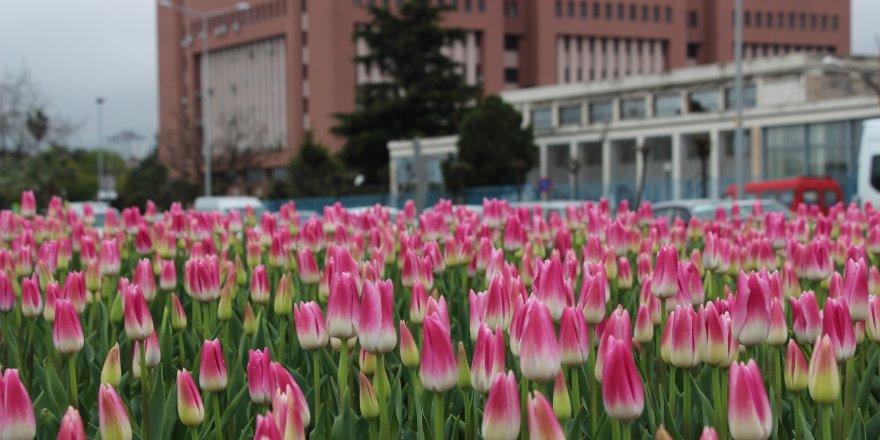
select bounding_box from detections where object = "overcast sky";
[0,0,878,149]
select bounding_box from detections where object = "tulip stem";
[571,367,581,419]
[844,356,855,435]
[683,368,692,440]
[376,355,391,439]
[820,405,832,440]
[68,354,78,407]
[337,341,350,410]
[410,369,425,440]
[212,393,223,440]
[433,392,444,440]
[611,418,621,440]
[623,422,632,440]
[793,395,802,440]
[313,350,322,432]
[140,342,150,440]
[712,368,724,440]
[521,375,530,440]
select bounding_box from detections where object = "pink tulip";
[253,412,282,440]
[602,336,645,421]
[134,259,156,302]
[99,239,121,276]
[270,364,310,427]
[358,280,396,354]
[296,249,320,285]
[482,371,520,440]
[678,261,705,306]
[484,274,514,331]
[728,360,772,440]
[652,244,679,299]
[579,269,607,324]
[326,272,359,340]
[250,265,270,304]
[123,285,153,341]
[700,427,720,440]
[843,258,869,321]
[57,406,86,440]
[767,299,788,346]
[634,303,654,344]
[732,272,771,346]
[420,314,458,393]
[534,255,573,321]
[0,369,36,439]
[698,301,735,367]
[159,260,177,291]
[44,281,59,321]
[597,306,633,380]
[558,306,590,366]
[53,298,84,355]
[471,324,506,393]
[666,305,700,368]
[60,271,86,314]
[20,190,35,218]
[618,257,633,289]
[293,301,329,350]
[177,370,205,427]
[409,283,428,324]
[528,391,565,440]
[808,335,841,404]
[272,386,306,440]
[98,384,132,440]
[866,296,880,342]
[869,267,880,296]
[821,297,856,362]
[790,291,821,344]
[785,340,809,392]
[200,339,228,393]
[248,348,276,405]
[20,274,42,318]
[518,299,561,383]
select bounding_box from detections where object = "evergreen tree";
[272,132,351,198]
[333,0,480,189]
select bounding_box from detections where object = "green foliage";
[270,132,351,198]
[0,146,127,207]
[333,0,480,189]
[443,95,537,190]
[117,153,200,210]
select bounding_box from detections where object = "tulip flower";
[634,303,654,344]
[134,258,156,301]
[471,324,506,393]
[484,274,514,331]
[359,372,380,419]
[144,330,161,367]
[552,371,572,421]
[732,272,771,347]
[170,294,187,331]
[843,258,869,321]
[579,270,607,324]
[821,297,856,362]
[359,348,376,375]
[790,292,821,344]
[558,306,590,366]
[785,340,808,392]
[98,384,132,440]
[102,343,122,387]
[200,339,228,393]
[53,298,84,355]
[518,299,561,383]
[808,335,840,404]
[123,286,153,341]
[602,337,645,421]
[293,301,329,350]
[767,299,788,346]
[534,255,573,321]
[666,305,700,368]
[528,391,565,440]
[159,259,177,291]
[297,249,320,284]
[20,274,42,318]
[597,306,634,380]
[866,296,880,342]
[410,283,428,324]
[271,386,306,440]
[400,321,420,368]
[457,342,472,389]
[269,363,310,427]
[248,348,276,405]
[60,272,86,314]
[250,265,270,304]
[0,369,36,440]
[358,280,396,354]
[20,190,35,217]
[57,406,86,440]
[482,371,521,440]
[326,272,359,340]
[652,244,679,299]
[728,360,772,440]
[243,303,258,336]
[700,427,720,440]
[177,370,205,427]
[420,314,458,393]
[698,302,735,367]
[253,413,282,440]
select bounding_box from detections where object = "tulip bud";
[177,370,205,427]
[457,342,472,389]
[652,244,679,299]
[808,335,841,404]
[482,371,521,440]
[58,406,86,440]
[217,291,233,321]
[53,298,84,355]
[767,299,788,346]
[419,314,458,393]
[519,300,561,383]
[98,384,132,440]
[271,385,306,440]
[579,270,607,324]
[358,280,397,354]
[250,265,270,304]
[528,391,566,440]
[294,301,329,351]
[326,272,359,340]
[785,340,809,393]
[552,371,572,421]
[43,280,59,322]
[359,348,376,375]
[123,286,153,341]
[253,413,282,440]
[160,260,177,291]
[410,283,428,324]
[248,348,276,405]
[634,303,654,344]
[790,292,821,345]
[728,360,772,440]
[21,274,43,318]
[399,321,420,368]
[700,427,720,440]
[559,306,590,366]
[358,371,380,419]
[243,303,258,336]
[102,343,122,387]
[732,272,771,347]
[602,337,645,421]
[655,425,674,440]
[822,297,856,362]
[667,305,700,368]
[200,339,228,393]
[867,296,880,342]
[0,369,36,439]
[171,294,188,330]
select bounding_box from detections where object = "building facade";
[388,54,880,203]
[157,0,849,192]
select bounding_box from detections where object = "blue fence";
[265,175,857,212]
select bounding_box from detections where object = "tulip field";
[4,190,880,440]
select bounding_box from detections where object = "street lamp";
[96,97,105,200]
[157,0,251,196]
[822,55,880,105]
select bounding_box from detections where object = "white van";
[857,118,880,208]
[193,196,267,215]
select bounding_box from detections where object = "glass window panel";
[531,108,553,129]
[654,93,682,117]
[621,97,646,120]
[559,104,583,126]
[589,101,613,123]
[724,84,757,109]
[688,90,719,112]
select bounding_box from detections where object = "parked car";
[723,176,842,214]
[652,198,790,223]
[193,196,266,216]
[67,201,117,228]
[857,118,880,208]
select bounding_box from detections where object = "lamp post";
[157,0,251,196]
[96,97,105,200]
[732,0,745,200]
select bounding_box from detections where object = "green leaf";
[849,409,865,440]
[330,394,357,440]
[220,384,249,429]
[798,406,816,440]
[857,350,879,408]
[148,370,167,440]
[866,412,880,440]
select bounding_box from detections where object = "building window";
[568,1,575,17]
[766,12,773,28]
[559,104,582,126]
[744,11,750,27]
[778,13,784,28]
[531,108,553,129]
[620,142,636,163]
[629,4,636,21]
[755,11,762,28]
[642,5,648,21]
[594,3,601,18]
[687,43,699,59]
[504,68,519,83]
[799,14,805,30]
[653,6,660,22]
[765,125,806,178]
[620,97,646,120]
[581,2,587,18]
[832,15,838,30]
[504,35,520,50]
[688,90,719,113]
[302,65,308,79]
[665,6,672,23]
[653,93,681,117]
[605,3,612,19]
[724,84,757,109]
[464,0,471,11]
[617,4,624,20]
[301,0,307,12]
[821,15,827,30]
[810,14,816,30]
[688,11,697,28]
[589,101,613,123]
[555,1,562,17]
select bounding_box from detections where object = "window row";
[736,11,839,32]
[353,0,486,13]
[529,85,757,129]
[554,1,673,23]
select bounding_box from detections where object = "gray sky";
[0,0,878,149]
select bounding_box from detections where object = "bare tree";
[0,68,80,157]
[210,109,269,195]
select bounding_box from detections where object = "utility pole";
[733,0,746,199]
[96,97,105,200]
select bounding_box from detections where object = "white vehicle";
[193,196,266,215]
[68,201,116,228]
[858,118,880,208]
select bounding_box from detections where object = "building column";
[540,142,549,201]
[671,133,683,199]
[750,126,762,180]
[635,136,646,198]
[710,130,721,199]
[389,156,399,206]
[602,138,612,200]
[569,141,579,198]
